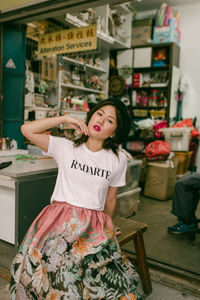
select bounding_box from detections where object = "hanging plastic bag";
[145,140,171,157]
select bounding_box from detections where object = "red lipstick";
[93,125,100,131]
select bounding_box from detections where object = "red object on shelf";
[172,118,193,128]
[153,120,167,138]
[133,73,142,87]
[145,140,171,157]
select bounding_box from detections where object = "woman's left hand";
[115,226,121,236]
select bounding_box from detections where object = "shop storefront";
[0,1,200,297]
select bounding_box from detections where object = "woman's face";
[88,105,117,141]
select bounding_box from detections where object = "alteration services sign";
[38,24,97,57]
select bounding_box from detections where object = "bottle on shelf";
[149,89,158,107]
[71,66,81,86]
[158,91,168,107]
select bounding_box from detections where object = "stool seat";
[113,216,152,296]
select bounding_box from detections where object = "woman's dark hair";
[74,97,131,155]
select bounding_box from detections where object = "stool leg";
[133,231,152,295]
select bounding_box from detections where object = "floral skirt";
[10,201,144,300]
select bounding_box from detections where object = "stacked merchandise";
[126,118,200,201]
[153,3,180,44]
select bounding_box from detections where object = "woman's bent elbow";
[21,124,27,136]
[21,123,31,138]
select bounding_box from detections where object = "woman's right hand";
[63,115,89,136]
[21,115,89,153]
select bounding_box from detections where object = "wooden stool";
[113,216,152,296]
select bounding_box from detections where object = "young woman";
[10,98,144,299]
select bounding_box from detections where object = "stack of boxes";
[143,127,193,201]
[160,127,193,177]
[153,25,180,44]
[153,4,180,45]
[131,5,180,47]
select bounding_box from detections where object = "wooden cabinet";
[131,42,180,125]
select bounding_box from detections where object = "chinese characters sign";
[38,24,97,57]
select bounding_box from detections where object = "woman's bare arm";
[104,186,121,235]
[104,186,118,218]
[21,115,89,152]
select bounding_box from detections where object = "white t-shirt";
[47,135,127,211]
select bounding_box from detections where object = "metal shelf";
[61,82,105,94]
[62,56,107,73]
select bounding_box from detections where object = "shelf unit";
[24,3,133,124]
[64,4,132,49]
[61,83,105,94]
[61,56,107,73]
[131,42,180,124]
[57,49,110,110]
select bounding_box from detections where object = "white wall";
[178,3,200,171]
[178,3,200,125]
[138,3,200,171]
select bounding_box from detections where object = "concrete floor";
[122,195,200,275]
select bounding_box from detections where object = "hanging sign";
[38,24,97,57]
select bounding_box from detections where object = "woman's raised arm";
[21,115,89,152]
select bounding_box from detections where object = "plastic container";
[160,127,192,151]
[150,109,166,118]
[133,109,148,117]
[115,187,141,218]
[118,160,142,194]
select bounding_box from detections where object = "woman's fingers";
[77,121,89,136]
[65,116,89,136]
[115,226,121,236]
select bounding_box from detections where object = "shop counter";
[0,152,58,248]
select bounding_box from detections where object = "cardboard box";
[144,162,176,200]
[131,18,153,47]
[153,25,180,44]
[133,18,153,27]
[131,26,152,46]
